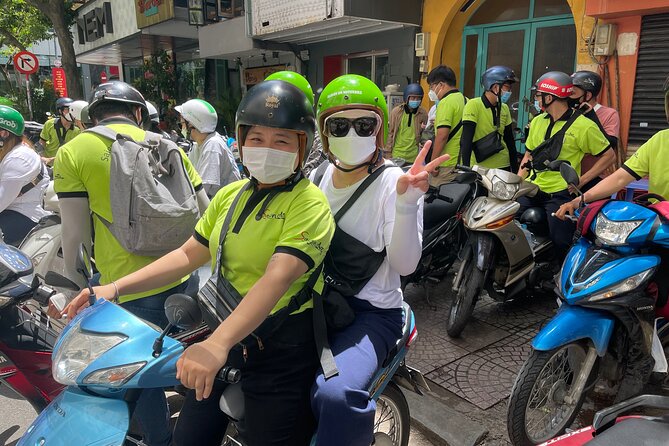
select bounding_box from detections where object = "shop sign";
[52,68,68,98]
[244,65,286,87]
[136,0,174,28]
[77,2,114,44]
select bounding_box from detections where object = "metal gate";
[629,13,669,145]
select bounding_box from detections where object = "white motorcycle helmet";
[69,100,89,122]
[146,101,160,124]
[175,99,218,134]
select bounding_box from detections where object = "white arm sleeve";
[58,197,93,289]
[386,186,424,276]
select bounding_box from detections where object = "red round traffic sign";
[13,51,39,75]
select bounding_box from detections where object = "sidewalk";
[403,275,557,445]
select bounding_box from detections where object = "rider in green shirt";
[39,97,80,163]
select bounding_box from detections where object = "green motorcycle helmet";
[265,71,314,107]
[0,105,25,136]
[316,74,388,154]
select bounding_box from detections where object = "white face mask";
[242,146,297,184]
[428,89,439,103]
[328,128,377,166]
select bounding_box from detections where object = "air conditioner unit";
[415,33,429,57]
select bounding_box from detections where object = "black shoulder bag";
[472,103,505,162]
[525,110,582,179]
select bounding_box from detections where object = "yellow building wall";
[420,0,595,97]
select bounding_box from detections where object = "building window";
[218,0,244,18]
[345,51,389,89]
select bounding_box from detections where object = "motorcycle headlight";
[83,362,146,387]
[52,319,127,385]
[491,176,520,200]
[586,268,656,302]
[594,214,642,246]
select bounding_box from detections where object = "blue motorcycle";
[19,246,428,446]
[507,164,669,445]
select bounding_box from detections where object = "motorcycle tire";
[507,343,590,446]
[447,246,483,338]
[374,382,410,446]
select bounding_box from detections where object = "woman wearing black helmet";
[385,83,427,162]
[459,65,519,171]
[70,80,335,446]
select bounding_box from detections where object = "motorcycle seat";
[587,416,669,445]
[423,183,471,231]
[382,301,412,368]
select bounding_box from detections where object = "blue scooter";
[507,163,669,446]
[20,246,428,446]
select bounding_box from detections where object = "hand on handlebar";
[176,338,230,401]
[554,199,581,221]
[64,284,116,319]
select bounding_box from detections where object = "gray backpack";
[86,126,200,257]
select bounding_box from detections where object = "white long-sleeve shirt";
[189,132,241,197]
[0,144,49,221]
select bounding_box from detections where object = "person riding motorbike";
[570,70,621,191]
[0,105,49,246]
[265,70,327,177]
[517,71,615,258]
[54,81,208,446]
[176,98,241,197]
[309,74,448,446]
[68,100,89,131]
[38,97,80,165]
[385,83,428,162]
[459,65,519,172]
[66,80,335,446]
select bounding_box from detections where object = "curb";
[404,389,488,446]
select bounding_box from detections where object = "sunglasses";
[325,116,379,138]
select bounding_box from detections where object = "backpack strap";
[85,125,121,141]
[573,198,610,242]
[313,160,330,187]
[333,164,389,223]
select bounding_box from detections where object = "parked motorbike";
[0,241,66,413]
[507,164,669,445]
[401,169,480,302]
[20,246,428,446]
[540,394,669,445]
[448,164,554,337]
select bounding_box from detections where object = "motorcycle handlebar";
[551,212,577,222]
[33,284,55,306]
[217,365,241,384]
[454,165,474,172]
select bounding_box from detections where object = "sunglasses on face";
[325,116,379,138]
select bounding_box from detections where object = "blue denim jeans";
[119,276,193,446]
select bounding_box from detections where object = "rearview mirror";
[76,245,93,282]
[559,162,580,187]
[45,271,80,291]
[165,293,202,330]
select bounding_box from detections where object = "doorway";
[460,0,576,149]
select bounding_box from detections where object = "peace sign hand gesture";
[396,140,450,199]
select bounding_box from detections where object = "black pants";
[0,210,36,247]
[517,189,575,258]
[172,310,318,446]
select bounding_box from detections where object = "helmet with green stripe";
[316,74,388,154]
[0,105,24,136]
[175,99,218,133]
[265,71,314,107]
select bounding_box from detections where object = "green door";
[461,15,576,151]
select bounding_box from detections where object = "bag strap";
[214,182,254,277]
[333,164,389,223]
[313,160,330,187]
[19,164,46,196]
[85,125,120,141]
[313,278,338,379]
[447,96,468,143]
[573,198,610,242]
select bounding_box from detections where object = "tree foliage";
[0,0,51,53]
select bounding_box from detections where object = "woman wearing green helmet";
[310,74,448,446]
[0,105,50,246]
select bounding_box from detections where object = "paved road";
[0,387,435,445]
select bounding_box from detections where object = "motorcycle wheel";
[374,382,410,446]
[507,343,590,446]
[447,246,483,338]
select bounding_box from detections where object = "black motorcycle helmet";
[482,66,519,91]
[571,71,603,99]
[664,73,669,123]
[55,97,74,111]
[236,80,316,167]
[87,81,149,126]
[403,83,424,102]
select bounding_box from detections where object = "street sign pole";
[25,74,33,120]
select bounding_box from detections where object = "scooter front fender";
[532,305,615,357]
[18,387,129,446]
